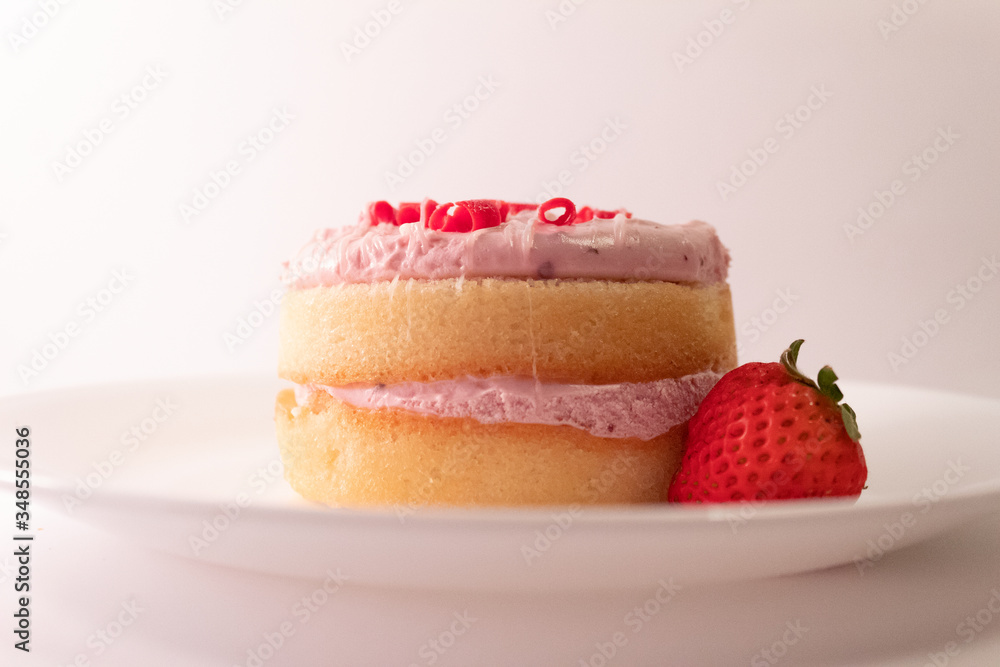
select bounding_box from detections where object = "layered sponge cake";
[275,198,736,507]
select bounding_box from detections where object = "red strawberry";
[667,340,867,503]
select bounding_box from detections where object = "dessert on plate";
[275,198,736,506]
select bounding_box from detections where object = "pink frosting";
[281,213,729,288]
[294,371,722,441]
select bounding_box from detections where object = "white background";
[2,0,998,400]
[3,3,1000,666]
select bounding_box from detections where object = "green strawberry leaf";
[817,366,844,403]
[841,403,861,442]
[779,339,810,385]
[780,340,861,443]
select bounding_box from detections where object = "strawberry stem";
[780,339,861,442]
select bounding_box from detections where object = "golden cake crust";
[278,278,736,385]
[275,389,686,506]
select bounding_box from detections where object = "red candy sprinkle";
[427,200,503,232]
[538,197,577,226]
[395,200,441,226]
[428,202,473,232]
[363,198,628,232]
[396,202,420,225]
[459,199,502,230]
[576,206,630,223]
[420,199,438,225]
[367,200,397,225]
[506,202,539,216]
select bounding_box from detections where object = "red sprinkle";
[367,200,397,225]
[458,199,502,230]
[420,199,438,226]
[428,202,473,232]
[506,202,539,217]
[427,200,504,232]
[397,202,421,225]
[538,197,577,226]
[364,198,627,232]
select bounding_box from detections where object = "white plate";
[3,374,999,591]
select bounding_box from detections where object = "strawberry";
[667,340,867,503]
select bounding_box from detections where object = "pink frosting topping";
[281,212,729,288]
[294,371,723,441]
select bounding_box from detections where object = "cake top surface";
[281,198,730,287]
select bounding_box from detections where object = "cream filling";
[293,371,722,440]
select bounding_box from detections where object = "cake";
[275,198,736,507]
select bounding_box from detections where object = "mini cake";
[275,198,736,506]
